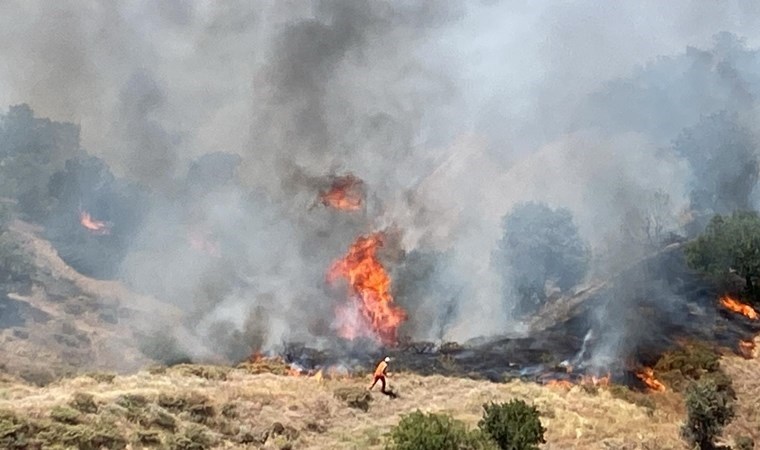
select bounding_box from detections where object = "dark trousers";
[369,375,386,392]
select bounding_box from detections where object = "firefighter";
[368,356,391,393]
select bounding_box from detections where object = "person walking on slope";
[368,356,391,394]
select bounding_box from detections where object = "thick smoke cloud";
[3,1,760,367]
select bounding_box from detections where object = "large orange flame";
[79,210,111,235]
[719,295,758,320]
[320,175,364,211]
[327,232,407,345]
[636,367,666,392]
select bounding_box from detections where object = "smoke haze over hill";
[2,1,760,367]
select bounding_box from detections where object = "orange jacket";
[373,360,388,377]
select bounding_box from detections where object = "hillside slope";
[0,220,181,382]
[1,338,758,450]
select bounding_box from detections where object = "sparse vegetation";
[478,400,546,450]
[681,377,736,449]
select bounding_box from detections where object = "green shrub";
[655,343,722,392]
[386,410,497,450]
[478,400,546,450]
[168,424,214,450]
[50,405,81,424]
[681,378,735,450]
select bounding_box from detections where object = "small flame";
[79,210,111,235]
[636,367,666,392]
[739,340,756,359]
[581,373,611,388]
[719,295,758,320]
[249,351,266,363]
[288,365,304,377]
[327,232,407,346]
[546,379,573,390]
[320,175,364,211]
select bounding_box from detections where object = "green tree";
[685,211,760,299]
[478,400,546,450]
[496,202,590,315]
[386,411,497,450]
[681,377,735,450]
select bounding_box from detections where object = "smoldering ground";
[2,1,760,370]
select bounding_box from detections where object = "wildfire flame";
[287,365,304,377]
[320,175,364,211]
[79,210,111,235]
[546,379,573,390]
[719,295,758,320]
[581,373,611,388]
[327,232,407,345]
[739,340,756,359]
[635,367,666,392]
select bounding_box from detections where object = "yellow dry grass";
[2,339,758,449]
[0,366,689,450]
[722,334,760,447]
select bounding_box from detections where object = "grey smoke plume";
[3,1,760,367]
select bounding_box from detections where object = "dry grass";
[721,334,760,448]
[1,338,758,449]
[0,364,694,450]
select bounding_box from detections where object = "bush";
[386,410,497,450]
[681,378,735,450]
[685,211,760,300]
[478,400,546,450]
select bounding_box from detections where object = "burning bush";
[681,377,736,450]
[496,202,590,315]
[685,211,760,301]
[386,410,497,450]
[478,400,546,450]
